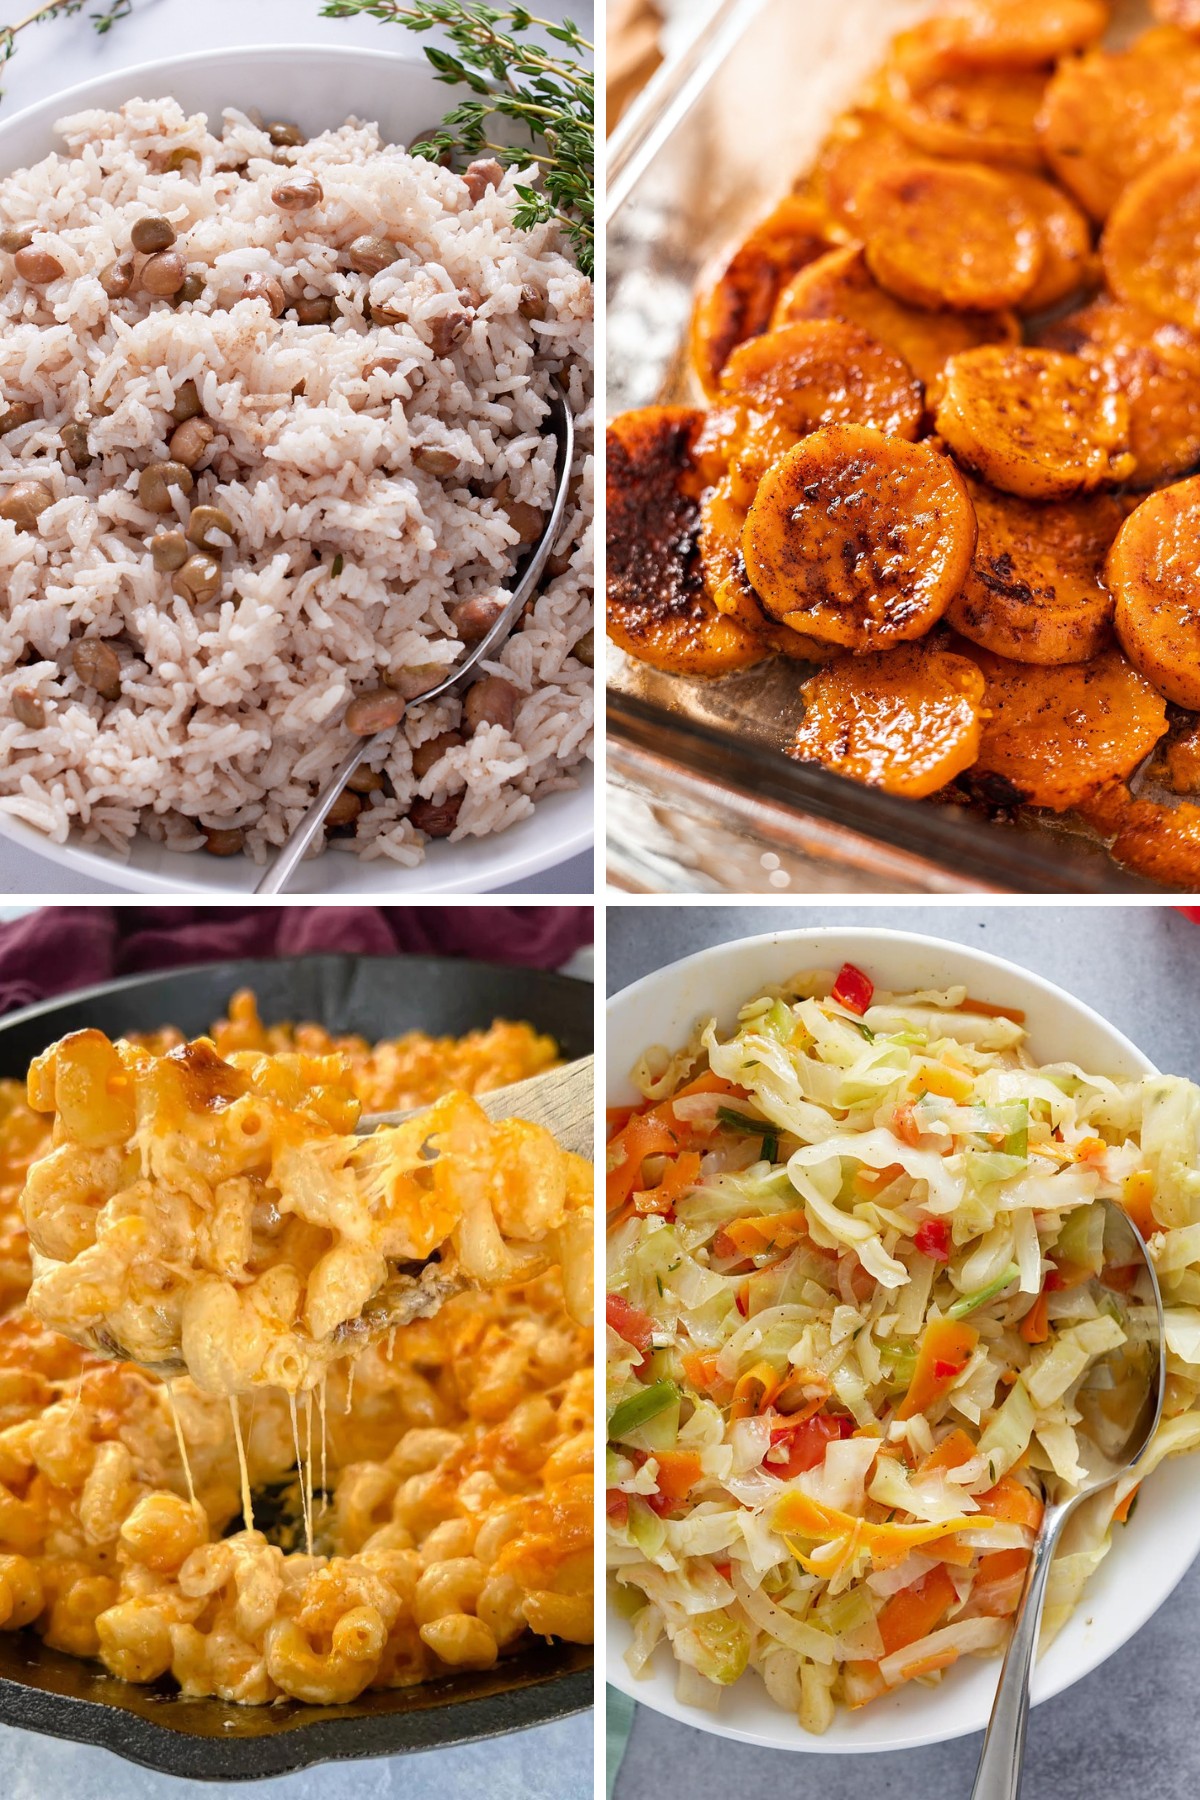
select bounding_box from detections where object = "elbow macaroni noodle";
[0,992,593,1706]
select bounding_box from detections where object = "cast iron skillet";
[0,954,593,1779]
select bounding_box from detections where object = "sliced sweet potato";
[1039,30,1200,220]
[881,57,1047,169]
[1106,475,1200,708]
[773,245,1019,392]
[1003,170,1096,315]
[947,479,1121,664]
[689,196,836,396]
[961,644,1168,809]
[935,347,1135,499]
[606,406,776,676]
[1103,152,1200,337]
[788,642,986,797]
[813,112,926,233]
[742,424,977,651]
[888,1,1108,71]
[1154,0,1200,31]
[859,162,1042,312]
[1109,799,1200,887]
[1037,296,1200,488]
[698,478,827,660]
[1166,720,1200,793]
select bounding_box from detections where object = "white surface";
[0,0,594,898]
[606,927,1200,1753]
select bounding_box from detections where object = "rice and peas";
[0,97,593,865]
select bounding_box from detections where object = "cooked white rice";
[0,98,593,866]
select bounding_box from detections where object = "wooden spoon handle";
[359,1054,595,1160]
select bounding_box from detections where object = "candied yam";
[935,347,1135,498]
[1166,720,1200,793]
[773,245,1019,391]
[1003,170,1096,314]
[889,1,1108,70]
[1036,296,1200,488]
[1153,0,1200,30]
[1108,797,1200,887]
[859,162,1042,312]
[881,58,1047,168]
[963,644,1168,809]
[788,643,986,798]
[813,112,926,233]
[689,196,835,396]
[1103,152,1200,338]
[1039,32,1200,220]
[742,424,977,651]
[947,479,1121,664]
[606,406,774,676]
[1106,475,1200,708]
[699,479,828,660]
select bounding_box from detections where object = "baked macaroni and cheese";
[0,992,593,1706]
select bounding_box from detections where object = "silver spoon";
[255,387,576,894]
[970,1199,1165,1800]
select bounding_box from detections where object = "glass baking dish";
[605,0,1163,896]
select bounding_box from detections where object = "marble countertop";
[607,901,1200,1800]
[0,0,593,899]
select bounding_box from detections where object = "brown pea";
[241,273,286,316]
[369,298,407,327]
[463,674,518,735]
[173,553,222,605]
[168,417,215,468]
[171,380,202,423]
[385,663,442,700]
[571,628,594,667]
[413,446,460,478]
[0,226,33,254]
[0,402,34,437]
[518,284,547,322]
[164,146,202,173]
[463,158,504,202]
[326,788,362,829]
[348,235,398,276]
[60,420,92,467]
[364,356,403,379]
[141,250,186,297]
[294,295,333,325]
[495,483,543,544]
[11,687,45,729]
[186,505,235,553]
[345,687,407,736]
[174,270,205,305]
[272,172,323,211]
[14,247,63,285]
[202,826,244,856]
[100,258,133,298]
[138,460,194,513]
[451,595,505,644]
[267,121,305,148]
[131,215,177,253]
[427,308,472,357]
[150,530,189,573]
[0,481,53,531]
[409,794,462,838]
[71,638,121,700]
[347,763,385,795]
[411,729,464,780]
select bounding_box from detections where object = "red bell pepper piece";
[766,1412,852,1479]
[913,1218,951,1262]
[606,1490,629,1524]
[606,1294,654,1353]
[832,962,874,1016]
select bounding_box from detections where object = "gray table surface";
[607,902,1200,1800]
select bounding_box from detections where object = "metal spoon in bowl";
[970,1199,1165,1800]
[255,387,576,894]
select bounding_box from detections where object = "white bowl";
[606,926,1200,1753]
[0,46,593,895]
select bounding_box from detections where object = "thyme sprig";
[1,0,131,96]
[319,2,593,275]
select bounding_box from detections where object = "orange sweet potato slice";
[773,245,1019,392]
[689,196,836,396]
[880,57,1048,169]
[888,1,1108,70]
[947,479,1121,664]
[1153,0,1200,30]
[859,162,1042,312]
[698,478,828,661]
[813,112,926,234]
[1039,30,1200,220]
[1166,720,1200,793]
[1106,475,1200,708]
[1103,152,1200,338]
[1003,170,1096,315]
[935,347,1135,499]
[606,406,776,676]
[788,642,986,798]
[742,424,977,651]
[962,644,1168,809]
[1109,796,1200,888]
[1036,296,1200,488]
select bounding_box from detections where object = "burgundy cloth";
[0,907,592,1017]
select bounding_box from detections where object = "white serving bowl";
[606,926,1200,1753]
[0,46,592,894]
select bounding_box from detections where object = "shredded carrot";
[916,1064,974,1102]
[606,1111,683,1213]
[1121,1169,1157,1239]
[855,1162,906,1195]
[894,1647,959,1680]
[654,1450,704,1502]
[730,1360,779,1422]
[606,1104,638,1135]
[1113,1483,1140,1524]
[1020,1290,1050,1345]
[633,1149,702,1215]
[924,1534,975,1567]
[917,1428,977,1475]
[897,1318,979,1421]
[892,1102,922,1147]
[1074,1136,1108,1164]
[774,1491,994,1573]
[961,996,1026,1022]
[976,1474,1043,1531]
[681,1351,721,1390]
[878,1565,957,1656]
[724,1209,809,1255]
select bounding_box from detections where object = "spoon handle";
[255,740,369,895]
[969,1503,1069,1800]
